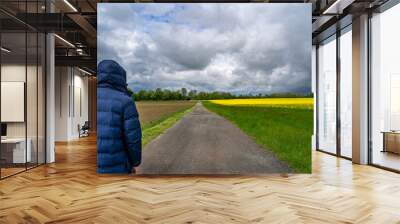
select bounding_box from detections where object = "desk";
[1,138,31,163]
[382,131,400,154]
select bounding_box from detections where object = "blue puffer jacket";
[97,60,142,173]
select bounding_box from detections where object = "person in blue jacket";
[97,60,142,174]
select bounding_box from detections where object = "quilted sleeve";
[123,100,142,167]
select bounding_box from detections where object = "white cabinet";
[1,138,32,163]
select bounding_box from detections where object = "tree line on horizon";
[127,87,313,101]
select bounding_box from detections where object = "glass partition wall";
[339,26,352,159]
[0,2,46,179]
[317,35,337,155]
[315,1,400,172]
[316,25,353,159]
[1,30,27,177]
[370,3,400,171]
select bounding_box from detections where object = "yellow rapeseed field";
[209,98,314,108]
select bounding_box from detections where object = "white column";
[352,14,369,164]
[45,0,56,163]
[46,33,55,163]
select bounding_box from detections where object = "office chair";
[78,121,90,138]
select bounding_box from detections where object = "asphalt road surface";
[137,102,291,174]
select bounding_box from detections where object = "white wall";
[1,63,46,164]
[55,67,89,141]
[1,82,25,122]
[71,72,89,139]
[1,65,26,131]
[55,67,69,141]
[1,65,38,138]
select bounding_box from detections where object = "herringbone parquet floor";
[1,135,400,223]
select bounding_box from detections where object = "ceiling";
[1,0,394,74]
[0,0,98,74]
[310,0,390,43]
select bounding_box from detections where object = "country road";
[137,102,291,174]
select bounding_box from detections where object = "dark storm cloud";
[98,3,311,94]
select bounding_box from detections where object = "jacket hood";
[97,60,128,92]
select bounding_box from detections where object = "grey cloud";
[98,3,311,94]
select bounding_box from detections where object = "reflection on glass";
[0,1,47,179]
[1,32,27,177]
[27,31,38,169]
[390,75,400,130]
[38,33,46,165]
[340,28,352,158]
[371,3,400,171]
[318,36,337,154]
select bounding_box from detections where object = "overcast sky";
[98,3,311,94]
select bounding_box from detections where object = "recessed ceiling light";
[63,0,78,12]
[54,34,75,48]
[78,67,93,76]
[322,0,355,15]
[1,47,11,53]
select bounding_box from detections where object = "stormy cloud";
[98,3,311,94]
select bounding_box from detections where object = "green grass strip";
[142,107,194,146]
[203,101,312,173]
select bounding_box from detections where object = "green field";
[203,100,313,173]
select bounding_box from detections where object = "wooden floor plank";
[0,135,399,223]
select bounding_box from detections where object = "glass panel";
[38,32,45,165]
[26,0,39,169]
[1,31,27,177]
[312,45,317,150]
[339,28,352,158]
[371,4,400,171]
[27,31,38,169]
[0,1,46,178]
[317,35,337,154]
